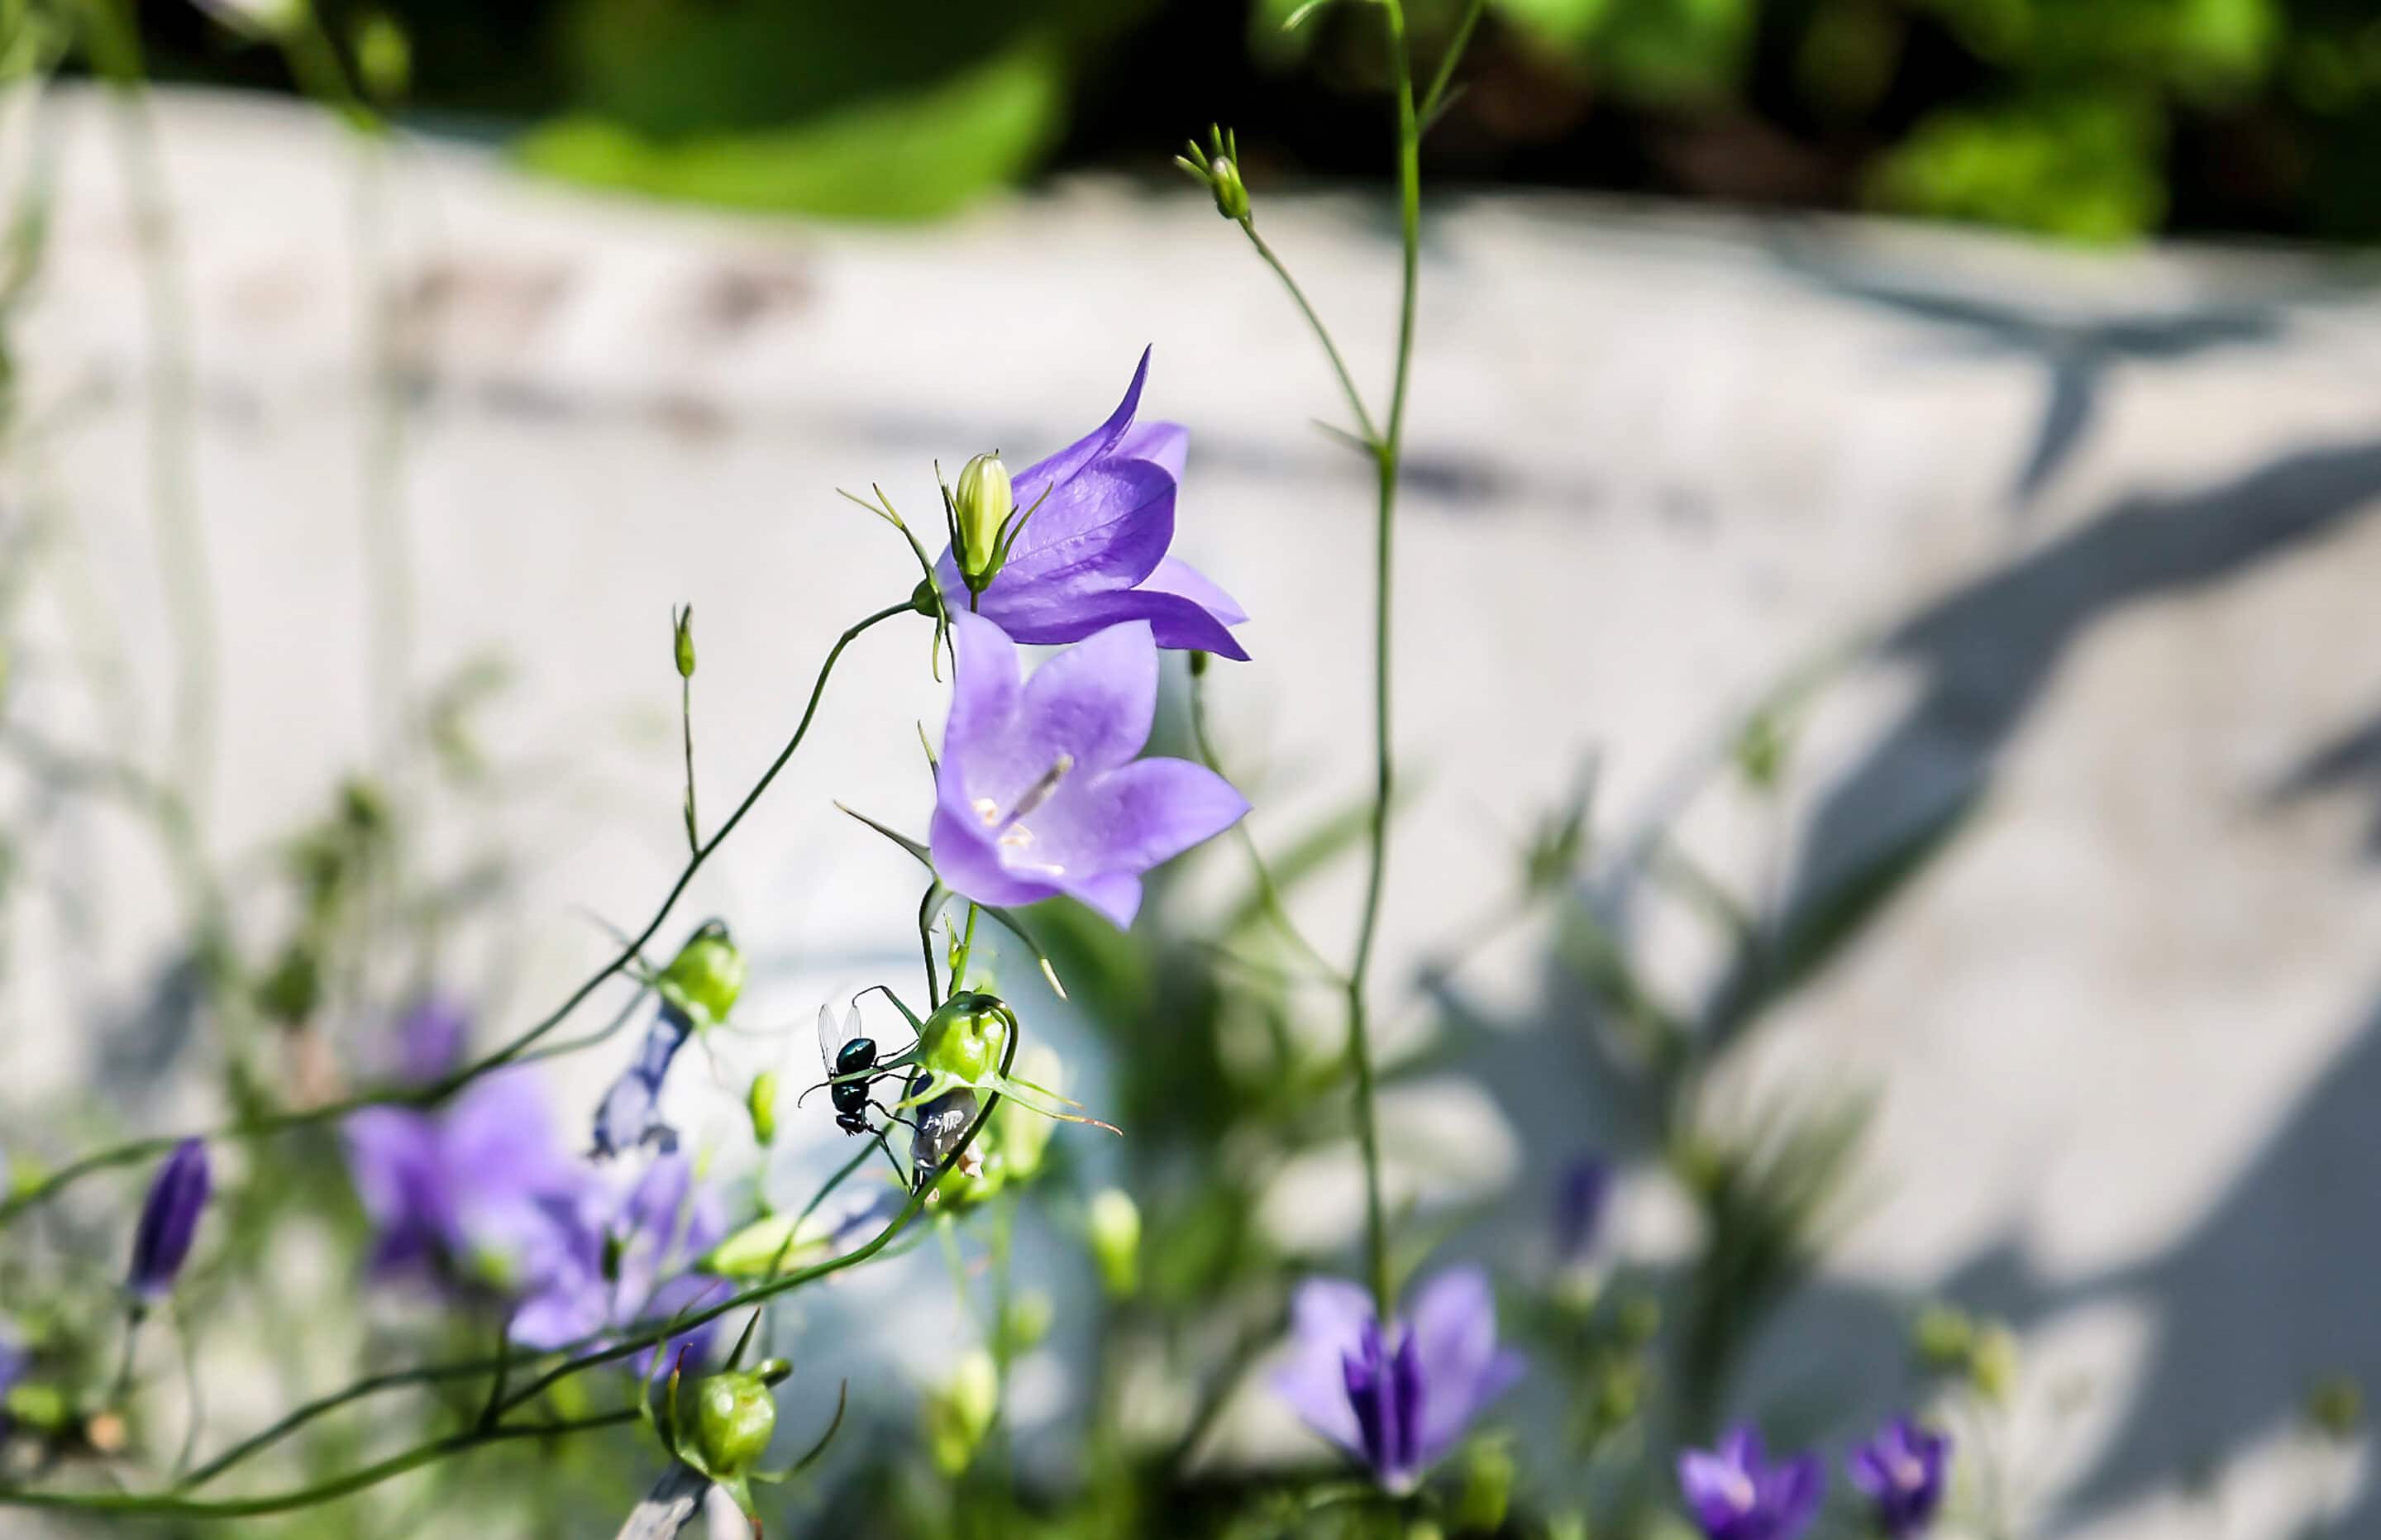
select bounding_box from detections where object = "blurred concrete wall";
[8,85,2381,1538]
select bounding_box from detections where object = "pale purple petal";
[1407,1266,1520,1459]
[394,997,470,1084]
[941,609,1023,784]
[342,1109,453,1271]
[930,793,1063,911]
[1012,618,1159,777]
[1115,420,1187,479]
[1027,756,1248,881]
[978,580,1249,659]
[1679,1449,1757,1533]
[1772,1454,1827,1533]
[1057,870,1143,928]
[1141,554,1248,627]
[1274,1277,1377,1456]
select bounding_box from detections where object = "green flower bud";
[1000,1290,1054,1357]
[692,1371,777,1478]
[1174,125,1251,222]
[1086,1189,1140,1299]
[747,1070,780,1146]
[4,1380,69,1434]
[1911,1302,1974,1375]
[919,992,1011,1085]
[671,604,696,679]
[1968,1322,2019,1406]
[952,453,1013,588]
[924,1349,1000,1477]
[993,1045,1062,1183]
[703,1209,833,1279]
[1453,1438,1515,1532]
[353,12,411,102]
[659,923,745,1026]
[2307,1375,2364,1441]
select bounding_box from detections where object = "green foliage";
[1870,91,2170,241]
[518,41,1066,220]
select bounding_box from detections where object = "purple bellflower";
[589,1004,697,1159]
[345,1068,590,1290]
[1553,1153,1612,1268]
[127,1138,211,1306]
[392,995,470,1085]
[930,349,1250,660]
[1677,1426,1826,1540]
[1849,1417,1952,1538]
[1273,1266,1525,1494]
[510,1151,728,1375]
[929,609,1248,928]
[0,1328,26,1442]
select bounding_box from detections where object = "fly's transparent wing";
[815,1003,841,1075]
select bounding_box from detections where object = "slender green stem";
[919,883,946,1008]
[1186,666,1345,986]
[1237,220,1378,448]
[79,0,220,827]
[1338,0,1428,1320]
[680,670,699,851]
[1417,0,1490,130]
[0,1410,639,1519]
[0,602,913,1228]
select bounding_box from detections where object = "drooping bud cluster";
[1175,124,1251,223]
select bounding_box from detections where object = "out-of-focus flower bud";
[1911,1302,1974,1376]
[658,922,745,1027]
[692,1370,777,1478]
[1453,1437,1515,1532]
[1086,1189,1140,1299]
[127,1139,211,1307]
[1968,1322,2019,1406]
[2307,1375,2364,1441]
[924,1349,1000,1476]
[993,1046,1062,1184]
[747,1070,780,1146]
[671,604,697,679]
[1175,126,1250,222]
[1000,1290,1053,1357]
[352,12,410,103]
[952,453,1014,589]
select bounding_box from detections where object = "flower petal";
[941,610,1023,799]
[995,459,1176,596]
[1013,618,1160,777]
[1408,1266,1519,1458]
[1026,756,1248,891]
[1057,870,1143,928]
[1009,346,1152,507]
[1142,554,1248,628]
[1679,1450,1756,1531]
[931,792,1063,912]
[1115,420,1187,479]
[981,581,1251,658]
[1274,1277,1378,1457]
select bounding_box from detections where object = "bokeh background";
[5,1,2381,1536]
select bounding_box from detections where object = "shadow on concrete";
[1772,241,2288,510]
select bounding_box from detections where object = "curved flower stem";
[1235,220,1378,448]
[0,1409,641,1519]
[1186,665,1345,987]
[1340,0,1428,1321]
[0,601,914,1228]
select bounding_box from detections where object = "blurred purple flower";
[344,1070,589,1288]
[394,995,470,1085]
[1553,1153,1611,1267]
[1849,1417,1952,1538]
[510,1151,728,1374]
[0,1328,25,1442]
[1273,1266,1524,1494]
[931,349,1249,660]
[589,1004,695,1159]
[1677,1426,1825,1540]
[929,610,1248,929]
[127,1139,211,1305]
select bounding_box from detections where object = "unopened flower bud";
[1175,125,1251,222]
[1911,1303,1974,1375]
[953,453,1014,588]
[353,12,410,103]
[1086,1188,1140,1299]
[692,1370,777,1478]
[671,605,696,679]
[1968,1322,2019,1405]
[1000,1290,1053,1357]
[658,922,745,1027]
[919,992,1010,1084]
[2307,1375,2364,1441]
[127,1139,211,1306]
[924,1349,999,1476]
[747,1070,780,1146]
[1453,1438,1515,1531]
